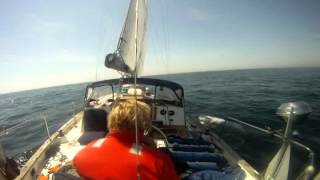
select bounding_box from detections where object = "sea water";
[0,68,319,173]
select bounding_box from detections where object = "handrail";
[0,120,31,137]
[226,116,315,176]
[227,117,283,138]
[150,125,169,147]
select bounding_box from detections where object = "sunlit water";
[0,68,319,174]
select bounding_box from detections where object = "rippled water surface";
[0,68,319,173]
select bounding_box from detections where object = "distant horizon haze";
[1,66,319,95]
[1,0,320,94]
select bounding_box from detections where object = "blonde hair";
[108,99,151,132]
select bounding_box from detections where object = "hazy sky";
[0,0,320,93]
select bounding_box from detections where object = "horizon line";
[1,66,319,95]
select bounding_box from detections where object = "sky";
[0,0,320,93]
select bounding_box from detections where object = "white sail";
[105,0,148,75]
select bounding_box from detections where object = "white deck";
[41,118,84,177]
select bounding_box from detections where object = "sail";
[105,0,148,75]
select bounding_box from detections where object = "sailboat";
[0,0,316,179]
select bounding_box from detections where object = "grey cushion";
[78,131,106,145]
[78,108,108,145]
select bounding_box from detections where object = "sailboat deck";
[40,116,84,177]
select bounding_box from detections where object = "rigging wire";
[164,0,171,74]
[94,2,103,82]
[149,11,162,73]
[134,1,142,179]
[0,119,31,137]
[149,0,170,75]
[160,0,170,74]
[150,1,165,73]
[95,0,110,81]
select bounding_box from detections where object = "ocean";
[0,68,319,175]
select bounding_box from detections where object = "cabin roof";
[87,78,184,93]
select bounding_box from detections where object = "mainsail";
[105,0,148,76]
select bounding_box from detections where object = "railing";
[226,116,315,179]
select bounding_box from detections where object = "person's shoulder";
[74,138,109,167]
[76,138,107,157]
[88,137,107,148]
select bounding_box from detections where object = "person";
[74,99,180,180]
